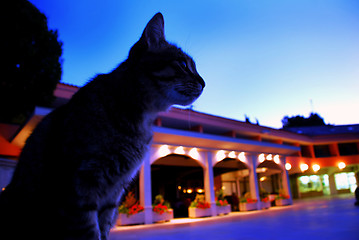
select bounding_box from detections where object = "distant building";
[1,83,358,223]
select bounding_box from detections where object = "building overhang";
[153,126,300,156]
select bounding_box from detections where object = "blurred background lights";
[259,153,265,163]
[238,152,245,162]
[285,163,292,171]
[216,150,226,161]
[312,164,320,172]
[338,162,346,170]
[273,155,280,164]
[189,148,200,160]
[159,145,171,157]
[228,151,236,159]
[174,146,185,155]
[300,163,309,172]
[266,154,273,161]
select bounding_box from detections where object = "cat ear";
[141,12,165,49]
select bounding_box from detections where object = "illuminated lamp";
[174,146,185,155]
[159,145,171,157]
[260,176,267,182]
[300,163,309,172]
[189,148,200,160]
[187,189,193,194]
[266,154,273,161]
[216,150,226,161]
[285,163,292,171]
[259,153,265,163]
[238,152,246,162]
[228,151,236,159]
[196,189,204,193]
[338,162,346,170]
[273,155,280,164]
[312,164,320,172]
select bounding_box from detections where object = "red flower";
[153,203,169,215]
[128,203,144,215]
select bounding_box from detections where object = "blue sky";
[29,0,359,128]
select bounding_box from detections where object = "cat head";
[128,13,205,108]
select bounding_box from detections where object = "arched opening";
[257,160,283,198]
[151,154,204,218]
[213,158,249,211]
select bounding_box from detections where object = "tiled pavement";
[110,195,359,240]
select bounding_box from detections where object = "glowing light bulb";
[159,145,171,157]
[238,152,245,162]
[338,162,346,170]
[189,148,200,160]
[228,151,236,159]
[174,146,185,155]
[312,164,320,172]
[300,163,309,172]
[259,153,265,163]
[285,163,292,171]
[273,155,280,164]
[216,150,226,161]
[266,154,273,161]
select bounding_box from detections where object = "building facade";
[1,83,358,223]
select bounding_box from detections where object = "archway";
[257,160,283,198]
[213,158,249,211]
[151,154,204,218]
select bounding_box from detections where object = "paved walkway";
[109,195,359,240]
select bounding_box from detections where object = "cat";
[0,12,204,240]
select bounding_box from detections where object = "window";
[301,145,313,158]
[335,172,357,192]
[298,175,322,193]
[338,143,358,156]
[314,145,331,158]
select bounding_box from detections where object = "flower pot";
[188,207,212,218]
[261,201,270,209]
[275,198,291,206]
[239,202,258,211]
[216,205,231,215]
[116,212,145,226]
[152,209,174,222]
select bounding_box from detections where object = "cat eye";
[178,59,188,69]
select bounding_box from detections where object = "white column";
[204,151,217,216]
[139,151,153,224]
[249,154,260,210]
[281,157,293,204]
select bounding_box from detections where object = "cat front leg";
[98,206,118,240]
[59,208,101,240]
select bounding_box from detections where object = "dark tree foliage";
[282,113,326,129]
[0,0,63,124]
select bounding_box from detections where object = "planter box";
[216,205,231,215]
[261,201,271,209]
[188,207,212,218]
[239,202,258,211]
[152,209,174,223]
[275,198,291,206]
[116,212,145,226]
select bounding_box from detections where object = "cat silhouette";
[0,12,204,240]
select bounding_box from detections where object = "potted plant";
[152,194,173,222]
[215,190,231,215]
[260,196,271,209]
[275,190,291,206]
[239,192,258,211]
[188,194,212,218]
[117,192,145,226]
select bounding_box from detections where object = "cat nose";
[197,75,205,88]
